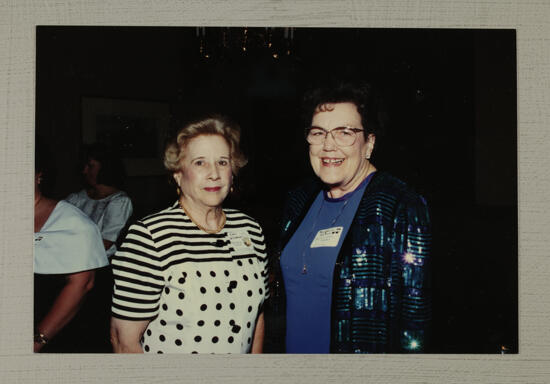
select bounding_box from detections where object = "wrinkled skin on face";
[173,134,233,212]
[309,102,375,198]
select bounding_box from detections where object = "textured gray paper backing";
[1,1,549,382]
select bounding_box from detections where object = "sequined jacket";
[275,171,431,353]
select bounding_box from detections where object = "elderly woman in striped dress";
[110,115,269,354]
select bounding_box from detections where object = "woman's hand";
[110,317,149,353]
[34,270,95,352]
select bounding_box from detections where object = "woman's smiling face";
[308,102,375,198]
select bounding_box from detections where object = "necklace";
[179,200,226,234]
[299,163,372,274]
[300,197,349,275]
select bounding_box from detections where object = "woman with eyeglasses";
[276,80,432,353]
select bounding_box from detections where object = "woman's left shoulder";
[224,208,263,230]
[108,190,131,202]
[371,172,428,206]
[54,200,100,230]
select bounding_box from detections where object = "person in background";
[110,114,269,354]
[66,143,133,258]
[276,79,432,353]
[65,143,133,352]
[34,140,108,352]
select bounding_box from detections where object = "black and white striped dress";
[111,202,269,354]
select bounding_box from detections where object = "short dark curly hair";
[84,143,126,189]
[301,79,381,141]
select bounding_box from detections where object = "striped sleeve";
[111,221,164,321]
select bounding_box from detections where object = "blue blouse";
[280,174,374,353]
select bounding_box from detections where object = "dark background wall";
[36,27,517,353]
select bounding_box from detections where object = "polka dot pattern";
[116,207,269,354]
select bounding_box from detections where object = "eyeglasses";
[305,126,364,147]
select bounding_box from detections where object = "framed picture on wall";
[81,97,171,176]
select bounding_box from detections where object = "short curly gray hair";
[164,114,248,174]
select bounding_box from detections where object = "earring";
[230,186,234,193]
[176,186,181,196]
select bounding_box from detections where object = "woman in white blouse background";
[110,115,269,354]
[66,143,133,257]
[34,141,108,352]
[65,143,133,352]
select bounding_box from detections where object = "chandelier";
[195,27,295,60]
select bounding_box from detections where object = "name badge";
[227,229,253,255]
[310,226,343,248]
